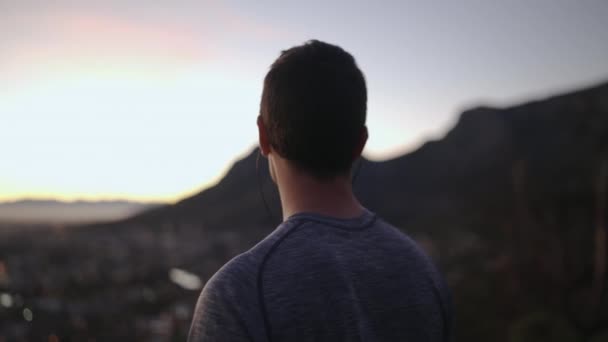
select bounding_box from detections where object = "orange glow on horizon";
[0,179,218,204]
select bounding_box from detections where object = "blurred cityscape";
[0,219,253,341]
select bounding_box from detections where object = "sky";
[1,0,607,203]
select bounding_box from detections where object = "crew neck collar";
[285,208,376,230]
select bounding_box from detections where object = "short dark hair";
[260,39,367,180]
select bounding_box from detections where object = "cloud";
[0,11,210,81]
[0,1,286,83]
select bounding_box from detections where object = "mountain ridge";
[119,80,608,338]
[122,80,608,234]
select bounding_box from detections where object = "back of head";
[260,40,367,180]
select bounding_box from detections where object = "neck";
[273,159,364,221]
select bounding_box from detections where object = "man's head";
[258,40,368,181]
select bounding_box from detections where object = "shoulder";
[376,218,435,260]
[202,251,257,299]
[189,221,306,341]
[376,218,454,335]
[202,218,306,298]
[189,252,261,341]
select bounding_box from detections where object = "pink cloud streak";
[1,10,210,81]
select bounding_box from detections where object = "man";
[188,40,452,342]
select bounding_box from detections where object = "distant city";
[0,199,163,225]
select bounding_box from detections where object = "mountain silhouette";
[125,81,608,239]
[118,80,608,340]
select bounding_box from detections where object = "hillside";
[121,80,608,339]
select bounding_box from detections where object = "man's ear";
[257,116,271,157]
[353,126,368,159]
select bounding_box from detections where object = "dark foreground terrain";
[1,81,607,341]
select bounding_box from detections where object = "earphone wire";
[256,149,279,224]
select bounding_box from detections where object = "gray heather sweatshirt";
[188,209,452,342]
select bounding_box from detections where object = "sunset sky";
[2,0,607,203]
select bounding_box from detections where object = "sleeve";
[187,271,253,342]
